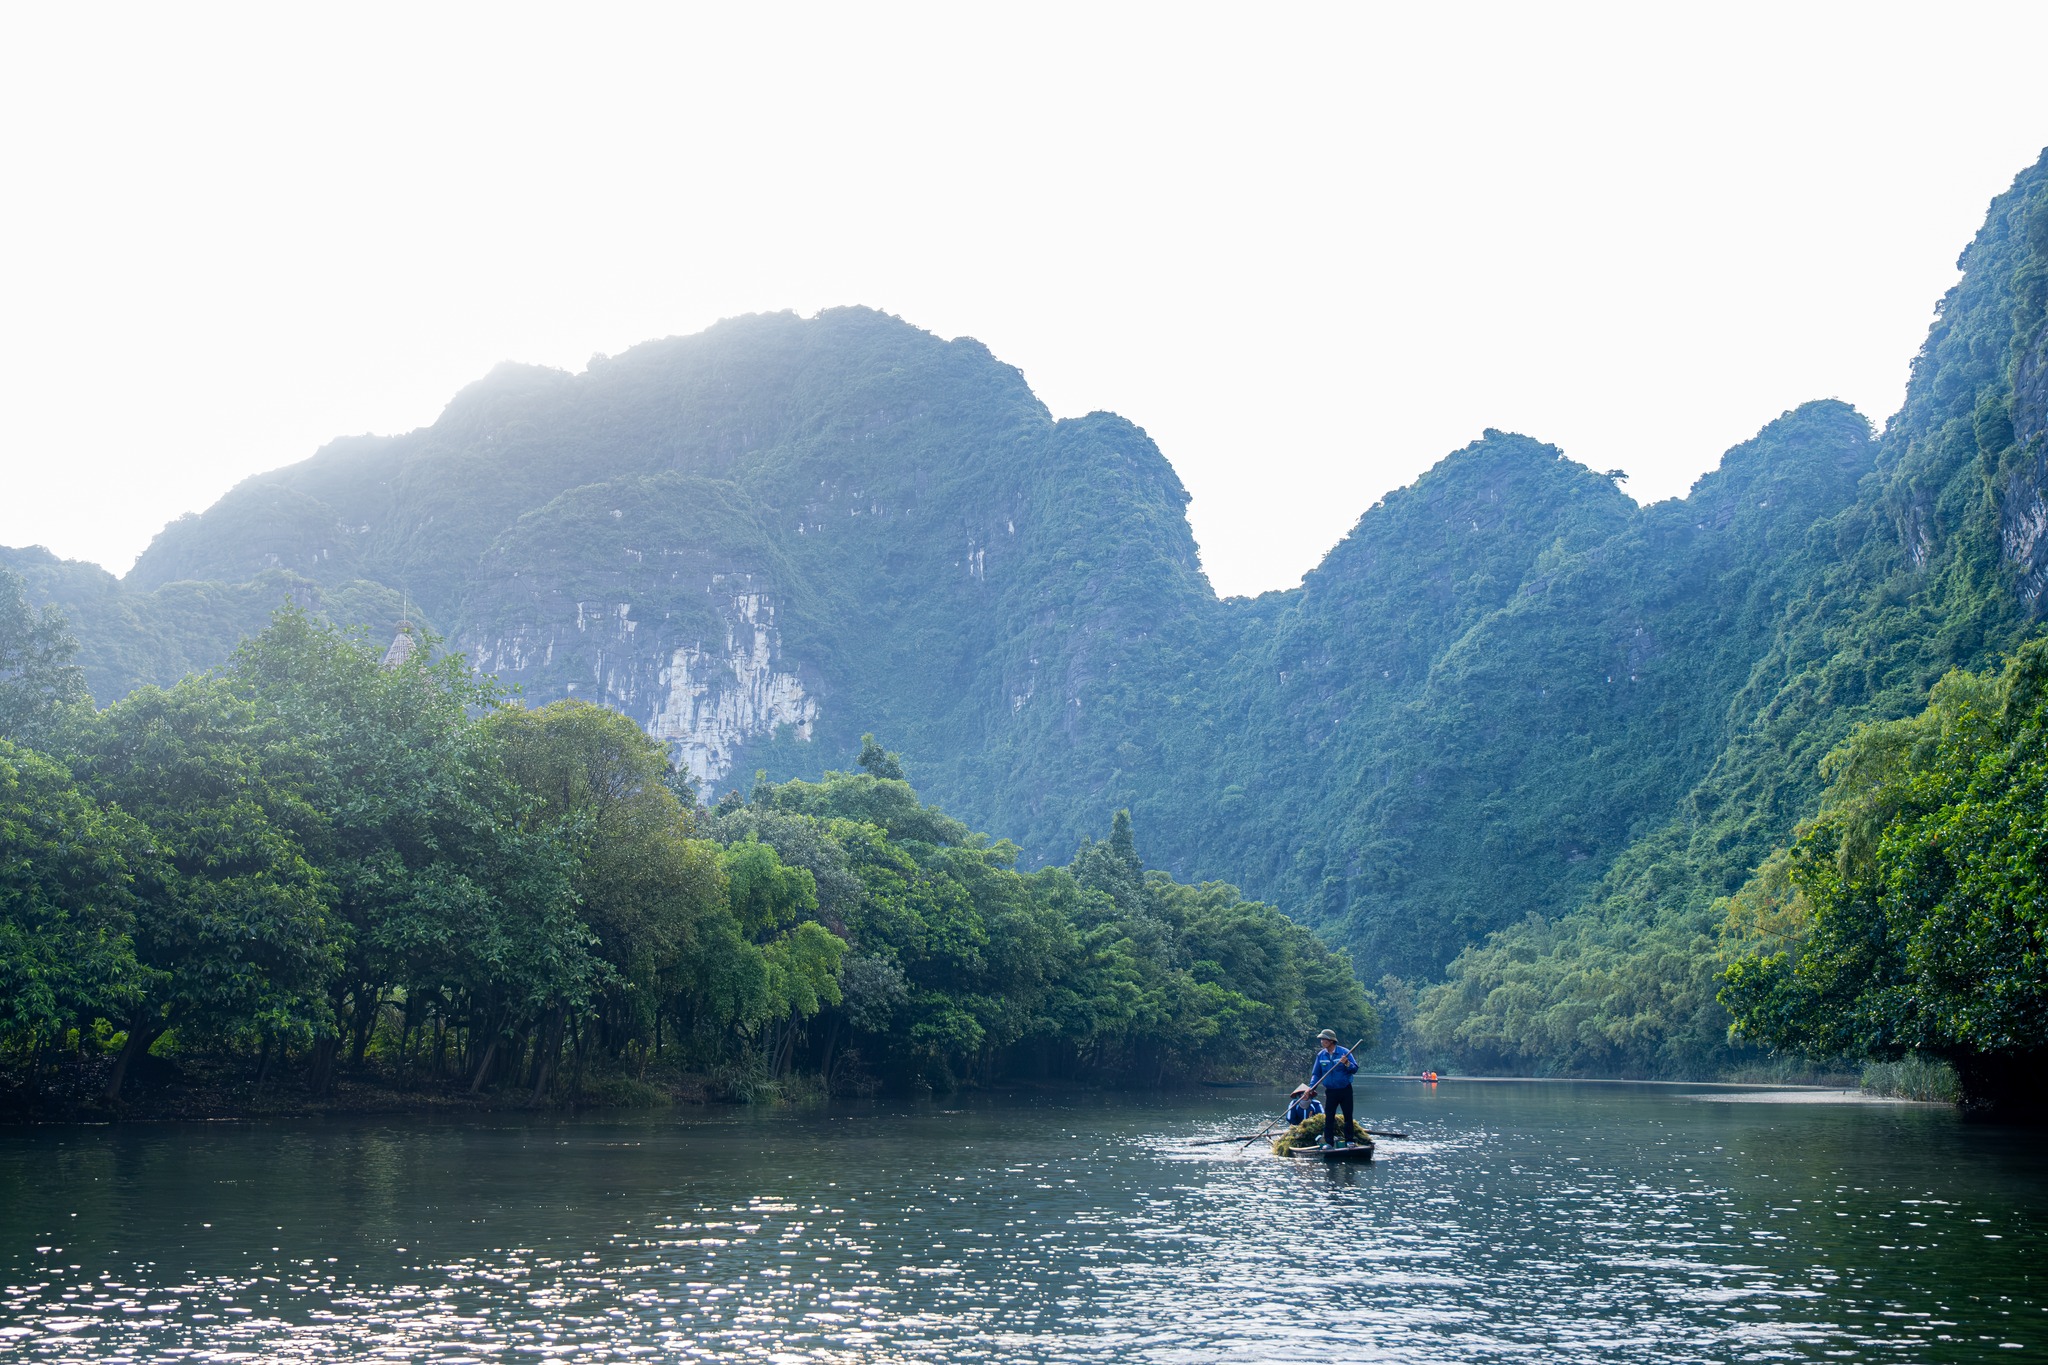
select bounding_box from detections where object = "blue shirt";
[1308,1045,1357,1092]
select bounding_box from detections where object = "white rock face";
[645,591,818,783]
[468,581,818,789]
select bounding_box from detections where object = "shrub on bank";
[573,1076,672,1109]
[1860,1054,1961,1103]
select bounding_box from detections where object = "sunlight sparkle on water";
[1,1085,2041,1363]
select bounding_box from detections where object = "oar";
[1186,1132,1268,1146]
[1234,1114,1287,1149]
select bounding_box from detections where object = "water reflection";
[1,1084,2040,1362]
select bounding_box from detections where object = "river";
[1,1081,2041,1362]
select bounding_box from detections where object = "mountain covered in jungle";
[9,149,2048,1085]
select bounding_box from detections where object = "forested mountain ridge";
[1410,150,2048,1077]
[9,149,2046,1078]
[5,349,1864,983]
[34,308,1222,867]
[1239,403,1876,978]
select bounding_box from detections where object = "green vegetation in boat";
[1272,1113,1372,1158]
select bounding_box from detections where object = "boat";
[1270,1112,1375,1158]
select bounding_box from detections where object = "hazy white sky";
[2,4,2045,598]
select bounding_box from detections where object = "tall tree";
[229,607,586,1092]
[857,734,906,782]
[1721,641,2048,1113]
[488,699,733,1082]
[0,566,87,747]
[66,678,338,1099]
[0,739,145,1062]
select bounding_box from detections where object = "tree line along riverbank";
[0,580,1373,1122]
[6,558,2046,1121]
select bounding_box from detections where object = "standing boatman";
[1307,1029,1359,1148]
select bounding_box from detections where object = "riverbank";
[1,1052,1216,1124]
[1365,1073,1856,1087]
[9,1065,1937,1127]
[1689,1088,1946,1105]
[0,1052,713,1125]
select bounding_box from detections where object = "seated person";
[1285,1084,1323,1126]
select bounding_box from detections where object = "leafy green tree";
[488,700,731,1080]
[762,769,971,846]
[1721,642,2048,1112]
[0,565,88,747]
[65,678,338,1098]
[758,920,846,1069]
[857,733,905,781]
[715,836,843,1070]
[706,805,863,929]
[228,607,586,1092]
[0,740,145,1061]
[721,837,819,939]
[1108,809,1140,876]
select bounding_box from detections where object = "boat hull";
[1286,1142,1375,1161]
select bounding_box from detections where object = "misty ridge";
[3,147,2047,1114]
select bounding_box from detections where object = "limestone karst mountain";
[8,148,2046,1075]
[89,306,1221,846]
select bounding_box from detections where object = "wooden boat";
[1286,1140,1375,1162]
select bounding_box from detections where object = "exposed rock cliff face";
[2001,329,2048,607]
[465,576,817,784]
[448,463,818,784]
[646,589,816,782]
[2016,330,2048,452]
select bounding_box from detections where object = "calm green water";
[0,1082,2041,1362]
